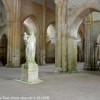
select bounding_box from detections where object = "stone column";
[7,0,21,67]
[94,44,98,69]
[82,39,85,62]
[98,45,100,67]
[35,28,41,65]
[90,41,99,70]
[98,45,100,61]
[54,1,63,72]
[84,23,91,70]
[54,0,68,72]
[84,23,99,70]
[61,34,68,72]
[40,0,48,65]
[61,0,68,72]
[90,41,95,70]
[67,36,77,72]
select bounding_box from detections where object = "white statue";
[20,31,42,84]
[24,32,36,63]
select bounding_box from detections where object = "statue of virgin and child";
[20,31,41,84]
[23,31,36,64]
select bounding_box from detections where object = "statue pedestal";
[20,62,42,84]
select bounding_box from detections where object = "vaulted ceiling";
[32,0,55,9]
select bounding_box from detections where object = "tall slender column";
[61,0,68,72]
[54,1,63,72]
[41,0,48,65]
[54,0,68,72]
[89,38,99,70]
[7,0,21,67]
[94,45,98,69]
[90,41,95,70]
[99,45,100,61]
[82,39,85,62]
[98,45,100,67]
[84,23,91,70]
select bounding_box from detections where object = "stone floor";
[0,62,100,100]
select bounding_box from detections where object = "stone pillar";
[94,45,98,69]
[98,45,100,67]
[84,23,99,70]
[54,1,63,72]
[54,0,68,72]
[36,34,41,65]
[7,0,21,67]
[40,0,48,65]
[90,42,99,70]
[82,39,85,62]
[61,0,68,72]
[67,36,77,72]
[98,45,100,61]
[61,35,68,72]
[55,0,77,73]
[90,41,95,70]
[84,23,91,70]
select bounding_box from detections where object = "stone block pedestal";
[20,62,42,84]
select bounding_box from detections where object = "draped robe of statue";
[24,32,36,63]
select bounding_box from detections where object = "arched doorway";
[0,0,8,66]
[0,34,7,65]
[21,16,40,64]
[46,23,56,63]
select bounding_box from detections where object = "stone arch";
[68,4,100,71]
[69,7,100,37]
[22,15,41,34]
[68,0,100,29]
